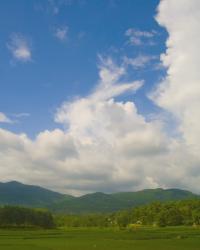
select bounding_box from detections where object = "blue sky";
[0,0,166,137]
[2,0,199,195]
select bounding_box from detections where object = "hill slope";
[0,181,199,213]
[0,181,72,207]
[50,188,199,213]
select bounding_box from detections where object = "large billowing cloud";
[150,0,200,191]
[153,0,200,151]
[1,0,200,195]
[0,57,169,195]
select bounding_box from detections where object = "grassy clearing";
[0,227,200,250]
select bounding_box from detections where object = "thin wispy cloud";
[7,34,32,62]
[48,0,72,15]
[125,28,156,46]
[54,26,68,41]
[0,112,12,123]
[123,54,158,69]
[12,113,30,118]
[0,112,29,124]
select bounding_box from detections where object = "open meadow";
[0,227,200,250]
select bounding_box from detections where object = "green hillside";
[0,181,72,207]
[50,192,124,213]
[111,188,197,206]
[0,181,199,213]
[50,188,199,214]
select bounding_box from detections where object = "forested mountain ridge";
[0,181,72,207]
[51,188,199,213]
[0,181,199,213]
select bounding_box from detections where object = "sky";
[0,0,200,195]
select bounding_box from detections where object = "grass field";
[0,227,200,250]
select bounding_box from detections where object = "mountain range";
[0,181,199,213]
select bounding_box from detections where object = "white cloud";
[151,0,200,152]
[0,112,12,123]
[55,57,145,143]
[149,0,200,191]
[0,57,168,195]
[54,26,68,41]
[123,54,157,69]
[0,112,29,124]
[125,28,156,46]
[7,34,32,62]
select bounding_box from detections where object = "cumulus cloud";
[0,112,12,123]
[7,34,32,62]
[151,0,200,151]
[125,28,156,46]
[149,0,200,191]
[54,57,144,142]
[0,56,169,195]
[1,0,200,195]
[54,26,68,41]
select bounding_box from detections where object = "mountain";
[0,181,72,207]
[111,188,197,206]
[51,188,199,213]
[0,181,199,213]
[50,192,125,213]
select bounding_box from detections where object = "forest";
[55,199,200,228]
[0,206,55,228]
[1,199,200,229]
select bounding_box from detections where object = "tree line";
[1,199,200,229]
[0,206,55,228]
[115,199,200,227]
[55,199,200,228]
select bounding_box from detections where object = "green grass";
[0,227,200,250]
